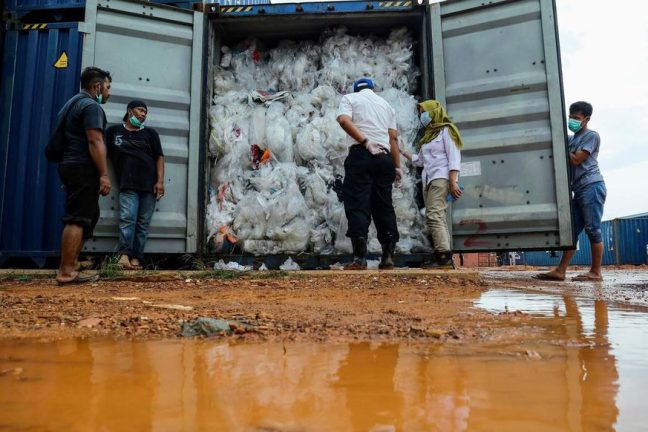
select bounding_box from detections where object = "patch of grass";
[249,270,292,280]
[182,254,208,270]
[97,255,124,279]
[180,269,295,281]
[183,269,242,280]
[0,273,52,282]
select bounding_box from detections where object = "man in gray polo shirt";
[535,101,607,281]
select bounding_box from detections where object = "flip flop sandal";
[75,260,93,271]
[572,274,603,281]
[56,273,99,285]
[532,273,566,281]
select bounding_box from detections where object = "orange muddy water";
[1,289,647,432]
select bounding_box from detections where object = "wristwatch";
[360,138,368,147]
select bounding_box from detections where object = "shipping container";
[609,216,648,265]
[0,1,204,265]
[3,0,85,13]
[2,0,270,15]
[0,22,84,266]
[459,252,497,268]
[1,0,574,266]
[523,216,648,267]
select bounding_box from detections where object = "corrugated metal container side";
[523,219,648,266]
[0,23,83,265]
[211,0,268,5]
[80,0,204,255]
[3,0,85,12]
[614,218,648,265]
[1,0,4,85]
[523,250,562,267]
[524,228,598,266]
[438,0,573,252]
[601,220,615,265]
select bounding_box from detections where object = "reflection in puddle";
[479,289,648,431]
[0,290,647,431]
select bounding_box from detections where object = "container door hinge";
[78,22,91,34]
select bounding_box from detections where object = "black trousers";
[342,145,399,245]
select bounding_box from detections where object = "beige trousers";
[423,179,451,252]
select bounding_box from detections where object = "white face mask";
[420,111,431,127]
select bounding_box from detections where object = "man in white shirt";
[336,78,402,270]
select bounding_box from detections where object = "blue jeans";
[573,181,606,244]
[118,190,156,260]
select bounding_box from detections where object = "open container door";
[428,0,572,251]
[80,0,204,254]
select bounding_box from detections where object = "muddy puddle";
[2,289,648,431]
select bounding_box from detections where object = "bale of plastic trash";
[207,27,428,255]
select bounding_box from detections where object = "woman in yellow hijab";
[401,100,463,268]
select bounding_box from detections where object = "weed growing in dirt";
[252,271,292,280]
[0,273,51,282]
[182,254,209,270]
[179,270,293,280]
[98,255,124,279]
[187,270,242,280]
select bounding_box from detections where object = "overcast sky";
[556,0,648,219]
[270,0,647,219]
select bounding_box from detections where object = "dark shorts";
[58,164,100,240]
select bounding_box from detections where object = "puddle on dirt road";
[484,269,648,306]
[1,289,648,432]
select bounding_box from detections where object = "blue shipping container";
[1,0,269,13]
[524,217,648,266]
[0,22,83,266]
[611,217,648,265]
[3,0,84,12]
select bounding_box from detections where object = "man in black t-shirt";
[106,100,165,269]
[56,67,112,285]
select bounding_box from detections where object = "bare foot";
[56,270,80,284]
[532,269,566,281]
[118,254,133,270]
[572,272,603,281]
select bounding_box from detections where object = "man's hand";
[365,141,387,156]
[154,181,165,200]
[395,167,403,184]
[99,175,111,196]
[449,181,463,200]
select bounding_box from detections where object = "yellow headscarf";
[417,100,464,150]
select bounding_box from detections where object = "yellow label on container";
[54,52,68,69]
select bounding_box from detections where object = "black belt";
[351,143,391,155]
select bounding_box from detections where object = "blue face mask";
[420,111,431,127]
[568,118,582,133]
[129,115,144,129]
[96,94,103,104]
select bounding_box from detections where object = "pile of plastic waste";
[206,27,428,255]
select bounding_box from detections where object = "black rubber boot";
[421,251,454,269]
[344,237,368,270]
[379,241,396,270]
[435,251,454,268]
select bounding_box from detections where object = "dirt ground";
[0,270,540,343]
[3,267,647,343]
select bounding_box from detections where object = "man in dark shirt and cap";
[56,66,112,284]
[106,100,165,269]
